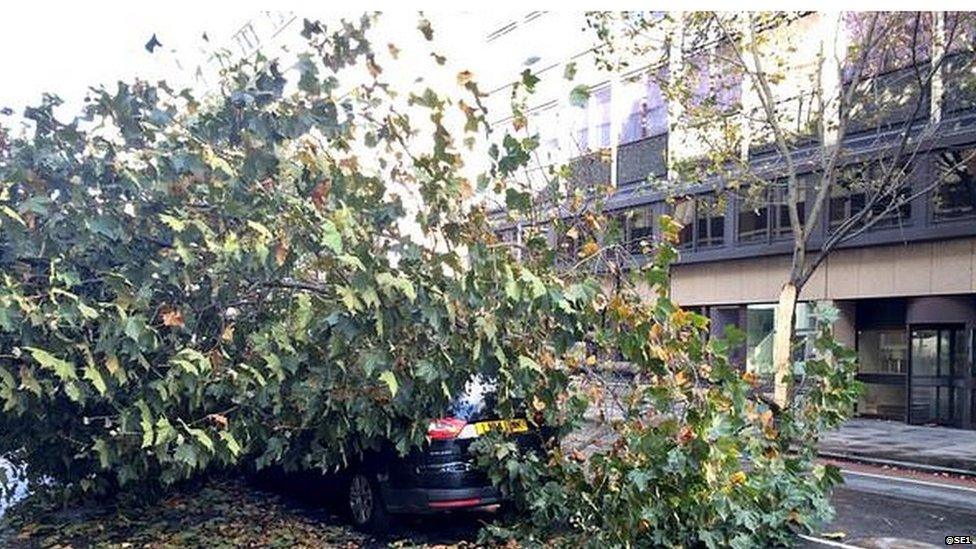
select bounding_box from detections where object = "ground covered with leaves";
[0,477,486,548]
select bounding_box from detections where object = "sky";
[0,4,249,124]
[0,5,518,128]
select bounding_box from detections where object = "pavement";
[819,418,976,474]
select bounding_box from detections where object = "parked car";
[345,376,548,534]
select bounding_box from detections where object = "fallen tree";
[0,13,859,547]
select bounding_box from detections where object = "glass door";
[909,326,967,427]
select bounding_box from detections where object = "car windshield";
[449,375,497,421]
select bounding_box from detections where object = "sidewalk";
[820,418,976,474]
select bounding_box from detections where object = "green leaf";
[337,254,365,270]
[521,69,540,92]
[519,269,547,300]
[136,400,154,448]
[569,84,590,108]
[518,355,543,373]
[563,61,578,81]
[155,416,176,446]
[189,427,214,453]
[77,302,99,320]
[220,431,242,457]
[376,272,416,302]
[25,347,78,382]
[83,365,107,395]
[175,444,198,468]
[378,370,398,398]
[322,219,343,254]
[246,220,273,240]
[160,213,186,232]
[0,205,26,226]
[336,285,361,312]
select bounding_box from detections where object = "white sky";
[0,4,248,123]
[0,5,521,127]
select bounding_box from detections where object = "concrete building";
[478,12,976,429]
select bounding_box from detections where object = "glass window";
[695,195,725,248]
[620,68,668,144]
[933,149,976,221]
[627,206,655,254]
[686,43,742,115]
[859,384,907,419]
[829,163,911,231]
[593,87,612,149]
[745,302,817,375]
[673,198,695,249]
[738,190,770,243]
[843,12,933,78]
[746,304,775,374]
[771,181,808,240]
[858,330,908,374]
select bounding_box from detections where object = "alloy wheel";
[349,474,373,525]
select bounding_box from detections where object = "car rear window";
[449,375,497,421]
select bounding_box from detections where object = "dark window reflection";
[933,149,976,221]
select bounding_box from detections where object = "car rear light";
[428,497,482,509]
[427,417,467,440]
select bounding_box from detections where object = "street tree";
[589,11,976,406]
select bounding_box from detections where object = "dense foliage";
[1,13,859,547]
[0,14,578,500]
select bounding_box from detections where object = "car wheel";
[347,471,391,535]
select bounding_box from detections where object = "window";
[829,163,911,232]
[943,13,976,116]
[843,12,932,78]
[626,206,655,254]
[855,328,908,420]
[685,42,743,116]
[593,87,611,149]
[666,194,727,251]
[673,198,695,249]
[859,330,908,374]
[738,190,770,243]
[620,68,668,144]
[695,195,725,248]
[746,303,815,375]
[569,86,611,154]
[771,179,809,239]
[496,227,517,243]
[736,180,810,244]
[933,149,976,221]
[842,13,933,132]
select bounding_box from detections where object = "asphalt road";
[803,465,976,548]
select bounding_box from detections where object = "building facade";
[477,12,976,429]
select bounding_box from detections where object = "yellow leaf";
[579,241,599,258]
[532,395,546,411]
[105,355,120,375]
[730,471,747,485]
[162,309,184,328]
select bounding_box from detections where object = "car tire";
[347,470,392,536]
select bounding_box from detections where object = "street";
[803,462,976,548]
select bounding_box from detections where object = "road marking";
[841,469,976,495]
[797,533,865,549]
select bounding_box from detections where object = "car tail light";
[427,417,467,440]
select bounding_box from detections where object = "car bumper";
[381,484,502,514]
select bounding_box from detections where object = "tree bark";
[772,282,798,408]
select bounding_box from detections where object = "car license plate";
[474,419,529,436]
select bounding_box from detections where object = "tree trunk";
[772,282,798,408]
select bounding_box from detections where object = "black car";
[345,376,546,534]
